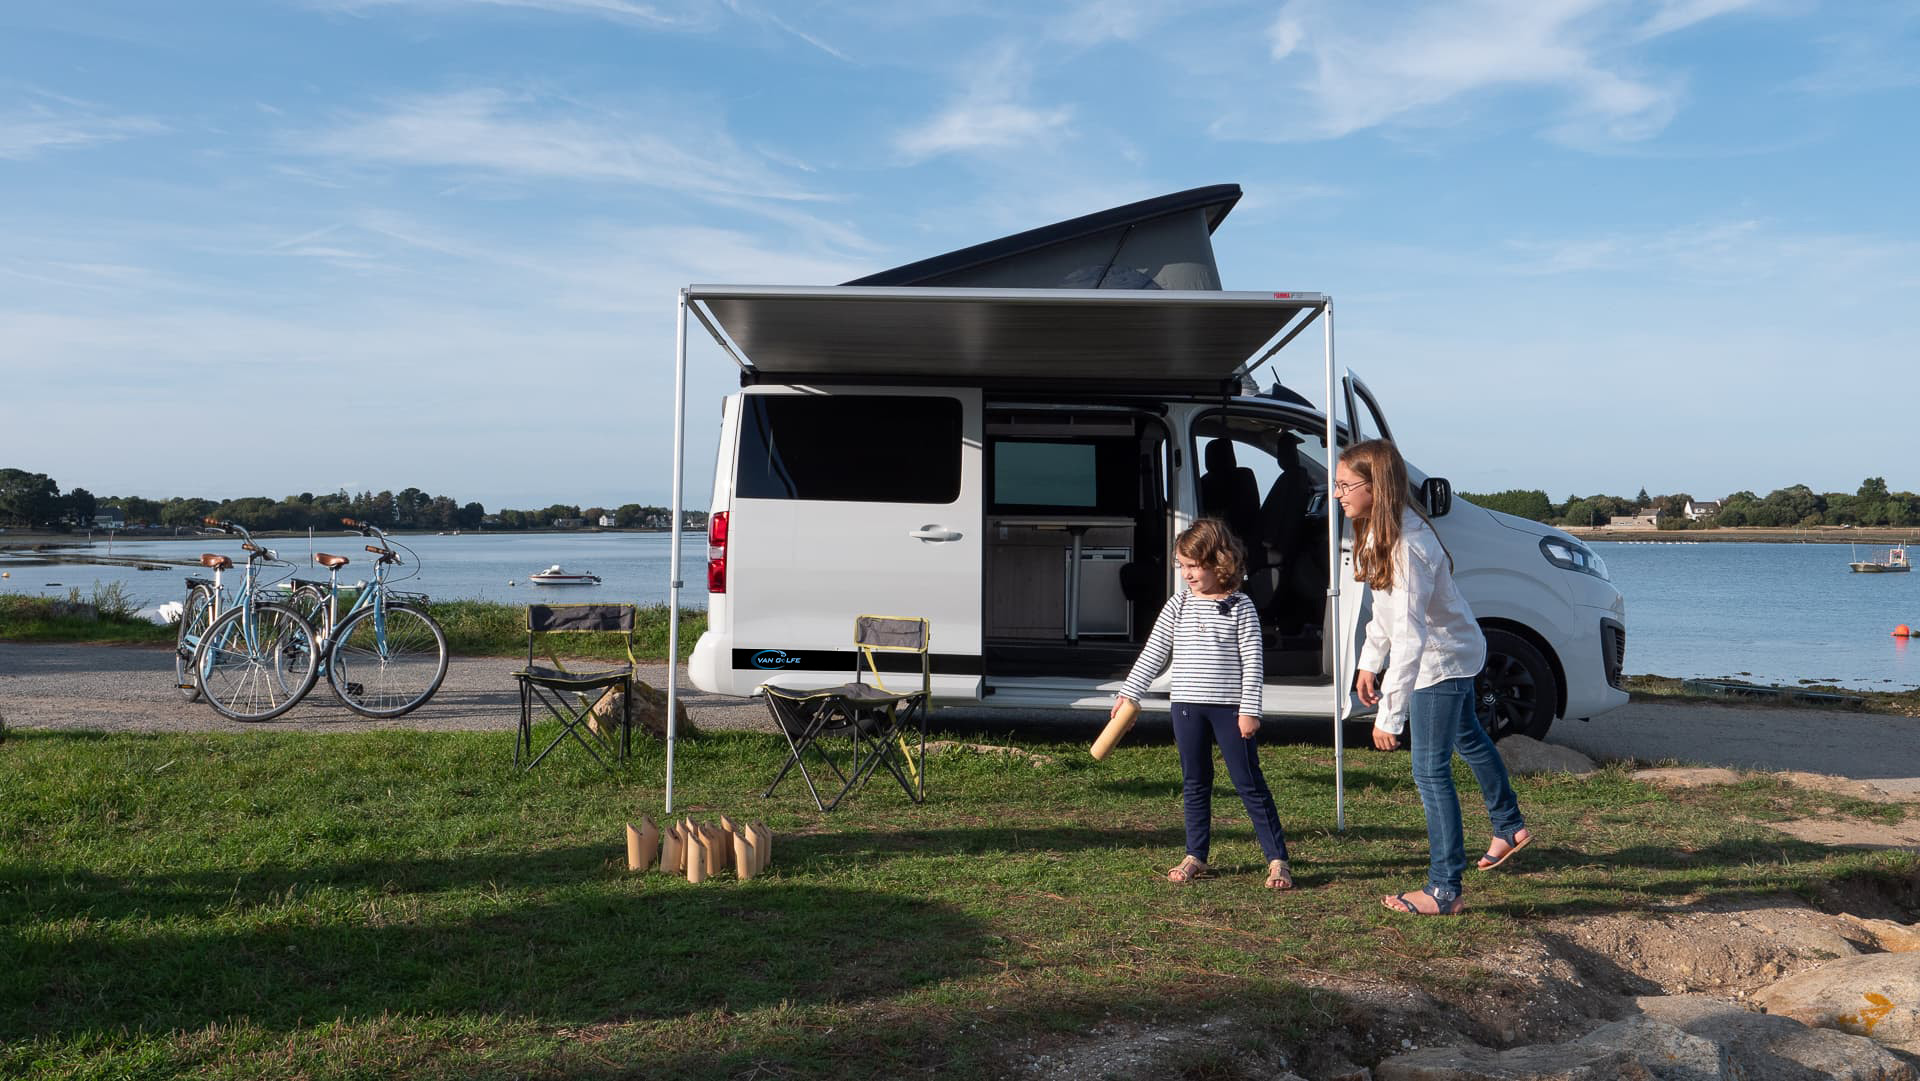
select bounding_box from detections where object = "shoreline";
[1567,525,1915,543]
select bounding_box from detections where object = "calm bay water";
[7,534,1919,691]
[0,531,703,612]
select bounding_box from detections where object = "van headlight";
[1540,536,1609,581]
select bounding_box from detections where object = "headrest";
[1204,438,1238,471]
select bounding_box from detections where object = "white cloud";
[0,100,165,160]
[296,88,825,204]
[307,0,704,28]
[894,46,1074,162]
[1051,0,1162,45]
[1218,0,1767,146]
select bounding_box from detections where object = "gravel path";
[7,643,1920,798]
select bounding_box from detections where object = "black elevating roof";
[845,184,1243,291]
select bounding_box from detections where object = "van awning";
[686,285,1327,391]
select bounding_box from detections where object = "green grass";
[4,728,1916,1080]
[0,595,706,662]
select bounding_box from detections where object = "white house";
[1684,499,1722,521]
[598,514,617,528]
[93,512,125,529]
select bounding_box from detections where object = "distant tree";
[161,497,217,528]
[65,487,98,524]
[1859,477,1890,500]
[1560,498,1601,528]
[0,469,61,527]
[1636,487,1650,506]
[112,495,162,525]
[458,502,485,529]
[614,502,645,527]
[1461,489,1552,522]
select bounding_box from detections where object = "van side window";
[737,395,963,503]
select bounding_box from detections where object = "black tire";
[174,585,215,703]
[192,602,320,722]
[326,605,449,718]
[1476,628,1558,742]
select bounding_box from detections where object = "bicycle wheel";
[174,584,215,702]
[192,602,320,722]
[327,604,449,718]
[287,583,328,628]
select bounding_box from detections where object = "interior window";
[737,394,963,503]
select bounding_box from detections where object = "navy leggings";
[1172,701,1290,864]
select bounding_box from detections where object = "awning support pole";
[1323,301,1344,832]
[665,287,689,814]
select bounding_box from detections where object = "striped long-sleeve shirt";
[1118,590,1264,716]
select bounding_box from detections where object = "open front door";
[725,385,984,701]
[1333,369,1398,722]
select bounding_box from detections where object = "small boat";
[1849,544,1912,573]
[528,564,601,585]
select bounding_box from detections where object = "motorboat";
[529,564,601,585]
[1849,544,1911,573]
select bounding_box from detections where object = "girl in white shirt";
[1337,439,1531,916]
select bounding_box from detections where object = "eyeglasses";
[1332,479,1370,495]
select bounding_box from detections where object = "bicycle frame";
[308,519,415,666]
[181,519,291,686]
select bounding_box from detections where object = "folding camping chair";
[513,603,637,771]
[761,615,930,811]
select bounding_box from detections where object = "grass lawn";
[4,726,1916,1080]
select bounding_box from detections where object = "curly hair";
[1176,518,1246,591]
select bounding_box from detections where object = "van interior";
[982,402,1333,687]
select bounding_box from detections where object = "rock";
[1375,1017,1727,1080]
[1630,767,1743,789]
[1321,1062,1371,1081]
[1498,736,1596,775]
[1755,951,1920,1046]
[1846,917,1920,954]
[1636,993,1916,1080]
[590,679,696,741]
[1776,770,1902,803]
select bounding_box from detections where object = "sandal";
[1381,887,1465,916]
[1475,827,1534,871]
[1265,859,1293,891]
[1167,855,1211,883]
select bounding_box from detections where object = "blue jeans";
[1172,702,1289,864]
[1408,676,1525,902]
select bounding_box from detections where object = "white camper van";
[678,187,1628,740]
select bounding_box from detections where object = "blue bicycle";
[180,519,320,721]
[286,518,449,718]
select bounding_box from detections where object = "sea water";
[7,534,1918,691]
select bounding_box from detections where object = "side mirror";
[1422,477,1453,518]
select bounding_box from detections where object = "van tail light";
[706,511,729,593]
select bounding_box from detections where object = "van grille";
[1601,619,1626,689]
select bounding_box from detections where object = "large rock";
[1499,736,1596,775]
[1755,951,1920,1046]
[1637,993,1916,1080]
[1375,1017,1728,1080]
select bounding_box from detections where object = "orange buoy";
[1895,625,1913,638]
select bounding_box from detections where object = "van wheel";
[1477,629,1556,742]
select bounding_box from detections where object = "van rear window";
[737,395,963,503]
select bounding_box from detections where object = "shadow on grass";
[3,855,992,1041]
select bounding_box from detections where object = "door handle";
[909,526,963,542]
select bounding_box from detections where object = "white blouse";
[1357,509,1486,734]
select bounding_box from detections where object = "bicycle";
[183,520,320,721]
[287,518,449,718]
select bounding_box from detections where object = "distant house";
[1603,512,1663,531]
[552,517,586,529]
[1684,499,1722,521]
[481,515,503,527]
[93,512,125,529]
[598,514,617,528]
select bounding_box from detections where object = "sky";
[2,0,1917,512]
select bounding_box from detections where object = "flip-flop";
[1476,828,1534,871]
[1381,888,1464,916]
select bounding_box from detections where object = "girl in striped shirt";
[1114,518,1293,889]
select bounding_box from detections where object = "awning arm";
[665,288,690,813]
[1322,299,1344,832]
[687,297,753,374]
[1239,302,1326,384]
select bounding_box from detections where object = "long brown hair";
[1345,439,1447,591]
[1177,518,1246,592]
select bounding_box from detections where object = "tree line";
[0,468,700,533]
[1459,478,1920,529]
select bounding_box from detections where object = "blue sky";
[3,0,1916,512]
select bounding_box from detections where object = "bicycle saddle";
[199,554,233,571]
[315,553,351,570]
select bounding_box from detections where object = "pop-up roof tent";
[665,186,1348,823]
